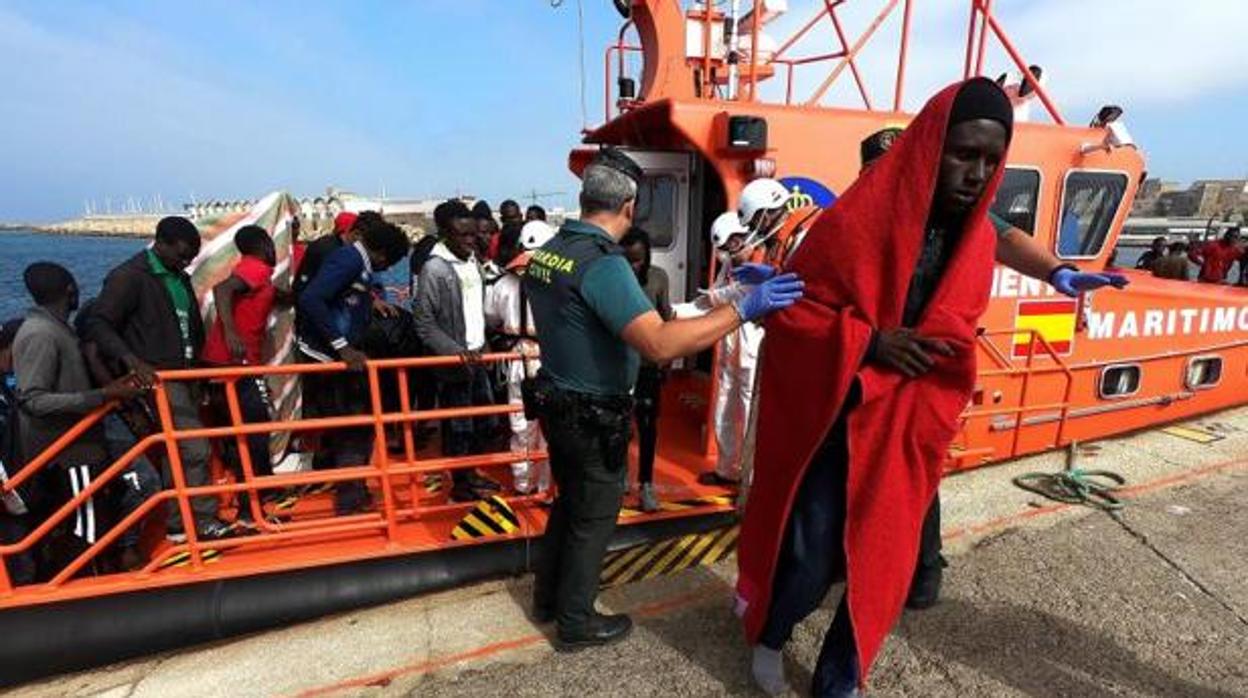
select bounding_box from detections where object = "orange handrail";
[0,352,545,595]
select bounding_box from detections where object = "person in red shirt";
[1188,227,1243,283]
[203,225,291,524]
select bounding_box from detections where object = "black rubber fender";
[0,510,735,687]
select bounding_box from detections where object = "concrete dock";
[11,408,1248,698]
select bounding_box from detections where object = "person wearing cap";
[524,148,805,651]
[298,212,412,515]
[294,211,358,295]
[484,220,556,495]
[15,263,148,574]
[738,79,1129,697]
[856,122,1130,612]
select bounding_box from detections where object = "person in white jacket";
[485,221,555,494]
[672,212,768,486]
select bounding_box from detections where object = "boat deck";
[0,370,732,609]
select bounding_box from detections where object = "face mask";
[742,210,784,252]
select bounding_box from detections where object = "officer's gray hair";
[580,164,638,215]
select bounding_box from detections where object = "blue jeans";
[759,403,860,697]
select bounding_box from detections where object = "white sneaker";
[640,483,660,513]
[751,645,788,695]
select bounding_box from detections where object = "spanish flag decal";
[1012,299,1077,358]
[451,495,521,540]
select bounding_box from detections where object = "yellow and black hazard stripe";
[618,494,734,519]
[451,495,521,541]
[158,548,223,569]
[600,525,739,588]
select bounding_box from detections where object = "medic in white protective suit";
[485,221,555,494]
[673,212,767,485]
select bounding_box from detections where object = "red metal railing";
[0,353,545,594]
[962,328,1076,462]
[604,0,1062,119]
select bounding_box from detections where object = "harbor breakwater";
[1,215,161,237]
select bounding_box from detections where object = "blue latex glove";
[730,262,777,286]
[733,272,804,322]
[1050,268,1130,297]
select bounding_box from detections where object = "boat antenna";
[551,0,588,131]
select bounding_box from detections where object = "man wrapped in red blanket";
[736,77,1015,696]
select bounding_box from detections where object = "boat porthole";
[1185,356,1223,391]
[1099,364,1141,399]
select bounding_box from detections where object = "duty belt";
[556,386,633,414]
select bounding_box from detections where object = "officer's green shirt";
[989,211,1012,238]
[525,219,655,396]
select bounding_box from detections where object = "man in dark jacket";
[298,211,410,515]
[87,216,233,541]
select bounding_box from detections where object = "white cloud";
[0,7,416,218]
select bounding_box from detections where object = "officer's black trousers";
[534,401,630,633]
[918,492,943,570]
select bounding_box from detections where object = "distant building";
[1132,178,1247,220]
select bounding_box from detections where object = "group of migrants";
[1,77,1137,696]
[1130,225,1247,284]
[0,195,565,581]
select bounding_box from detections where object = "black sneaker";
[697,471,740,487]
[530,603,556,624]
[463,471,502,492]
[450,482,484,503]
[905,558,946,610]
[556,613,633,652]
[199,519,237,541]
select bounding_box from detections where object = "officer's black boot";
[555,612,633,651]
[905,555,946,610]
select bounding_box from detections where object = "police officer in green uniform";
[523,149,806,650]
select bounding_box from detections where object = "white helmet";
[520,221,555,251]
[738,178,792,227]
[710,211,749,250]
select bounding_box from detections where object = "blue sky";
[2,0,1245,222]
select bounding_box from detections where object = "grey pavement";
[10,408,1248,698]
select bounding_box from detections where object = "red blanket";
[736,80,1007,681]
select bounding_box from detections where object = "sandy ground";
[10,407,1248,698]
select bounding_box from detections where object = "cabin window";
[634,174,678,248]
[1056,171,1129,258]
[991,167,1040,235]
[1185,356,1222,390]
[1098,364,1140,398]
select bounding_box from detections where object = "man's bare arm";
[995,228,1061,280]
[620,306,742,365]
